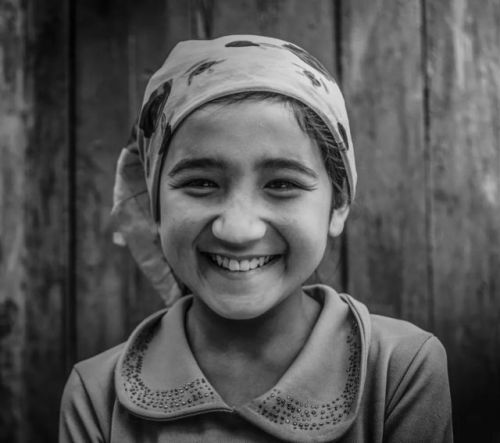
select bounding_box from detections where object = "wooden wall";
[1,0,499,441]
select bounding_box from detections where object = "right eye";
[172,178,219,196]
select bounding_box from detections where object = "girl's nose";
[212,202,267,244]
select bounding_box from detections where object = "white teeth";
[209,254,275,272]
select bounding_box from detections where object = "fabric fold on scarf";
[111,127,183,304]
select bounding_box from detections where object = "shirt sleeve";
[59,368,105,443]
[384,335,453,443]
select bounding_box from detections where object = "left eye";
[265,179,316,197]
[266,180,300,190]
[185,179,217,188]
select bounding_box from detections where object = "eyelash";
[265,179,315,191]
[182,179,217,188]
[170,178,316,195]
[169,178,216,188]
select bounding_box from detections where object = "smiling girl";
[59,35,453,442]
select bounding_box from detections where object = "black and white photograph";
[1,1,499,442]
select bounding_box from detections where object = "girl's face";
[159,100,348,320]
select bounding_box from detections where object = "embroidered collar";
[115,285,371,442]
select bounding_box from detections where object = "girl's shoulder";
[364,312,450,425]
[368,312,446,369]
[74,341,126,386]
[331,288,445,368]
[60,342,127,441]
[64,307,169,414]
[60,308,169,441]
[74,308,169,384]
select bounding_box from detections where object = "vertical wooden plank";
[211,0,337,73]
[341,1,429,326]
[426,0,500,441]
[0,2,29,441]
[75,0,132,361]
[1,0,70,441]
[124,1,192,330]
[24,0,70,440]
[128,0,193,120]
[75,1,194,360]
[208,0,345,290]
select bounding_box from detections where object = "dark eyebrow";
[168,157,227,177]
[258,158,318,179]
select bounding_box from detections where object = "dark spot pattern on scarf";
[225,40,260,47]
[282,43,334,82]
[144,154,150,177]
[126,121,138,147]
[125,120,141,157]
[337,123,349,150]
[186,59,224,85]
[139,79,172,138]
[157,123,172,156]
[301,69,321,88]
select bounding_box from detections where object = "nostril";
[211,217,225,238]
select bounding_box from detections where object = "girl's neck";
[185,290,321,406]
[186,290,321,357]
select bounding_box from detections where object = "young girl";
[59,35,453,442]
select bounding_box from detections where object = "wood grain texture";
[75,1,194,360]
[123,0,192,330]
[0,2,29,441]
[75,0,132,360]
[23,0,70,440]
[209,0,345,290]
[0,0,70,441]
[211,0,336,71]
[341,1,429,325]
[426,0,500,441]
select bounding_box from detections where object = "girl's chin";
[201,294,280,320]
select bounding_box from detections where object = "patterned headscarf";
[112,35,357,305]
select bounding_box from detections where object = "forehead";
[163,100,325,170]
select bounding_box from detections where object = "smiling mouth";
[206,254,279,272]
